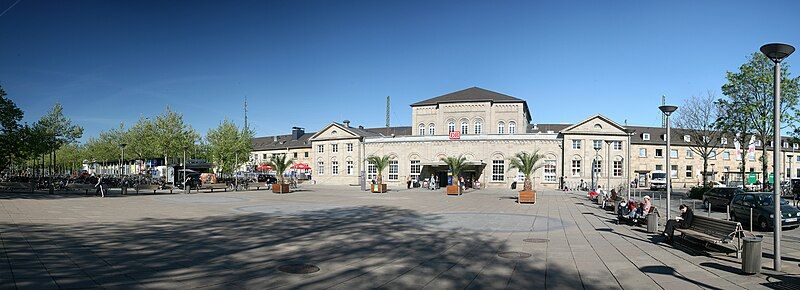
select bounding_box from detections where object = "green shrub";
[689,186,711,200]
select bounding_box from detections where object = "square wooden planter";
[371,184,387,193]
[272,183,290,194]
[446,185,460,195]
[518,190,536,204]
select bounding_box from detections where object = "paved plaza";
[1,186,799,289]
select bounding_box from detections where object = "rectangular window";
[685,150,693,158]
[709,151,716,159]
[670,149,678,158]
[613,160,622,177]
[410,160,421,180]
[347,143,353,152]
[571,160,581,177]
[346,161,353,175]
[593,160,602,177]
[572,140,581,149]
[304,152,309,158]
[748,154,755,161]
[593,140,602,150]
[543,160,556,182]
[331,144,338,153]
[613,141,622,150]
[723,151,730,160]
[367,162,377,181]
[724,166,729,173]
[492,160,505,181]
[639,148,647,157]
[317,145,324,153]
[643,133,650,141]
[671,165,678,178]
[655,149,663,157]
[685,165,693,178]
[317,161,325,175]
[332,161,339,175]
[293,152,298,158]
[262,154,267,159]
[388,160,398,181]
[656,165,663,171]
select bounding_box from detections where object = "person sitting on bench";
[663,204,694,244]
[625,198,639,218]
[636,196,652,217]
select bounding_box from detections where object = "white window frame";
[670,149,678,158]
[331,143,338,153]
[642,133,650,141]
[331,160,339,175]
[460,121,469,134]
[317,145,324,153]
[410,160,421,180]
[721,137,727,145]
[346,160,353,175]
[317,161,325,175]
[492,160,505,181]
[612,141,622,150]
[671,165,678,178]
[543,159,556,182]
[367,162,377,181]
[428,123,435,135]
[684,135,691,142]
[685,165,693,178]
[388,160,398,181]
[448,121,456,133]
[639,148,647,157]
[346,143,353,152]
[723,151,730,160]
[474,120,482,134]
[508,121,516,134]
[593,140,602,150]
[418,124,425,135]
[571,159,581,177]
[572,140,581,149]
[592,159,602,177]
[613,160,623,177]
[497,122,505,134]
[685,150,693,158]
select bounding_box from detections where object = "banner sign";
[449,131,461,140]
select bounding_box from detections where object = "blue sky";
[1,0,799,140]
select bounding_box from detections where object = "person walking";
[406,175,411,189]
[94,174,105,198]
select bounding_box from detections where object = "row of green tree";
[676,52,800,186]
[0,86,255,176]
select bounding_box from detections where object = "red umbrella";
[257,164,273,172]
[291,163,311,170]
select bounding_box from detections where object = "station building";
[251,87,800,190]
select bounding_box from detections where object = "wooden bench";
[675,215,748,256]
[618,206,658,225]
[135,184,174,194]
[65,183,96,194]
[200,183,229,193]
[0,182,33,192]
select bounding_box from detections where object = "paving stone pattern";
[0,186,798,289]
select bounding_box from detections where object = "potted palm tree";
[441,155,467,195]
[366,155,390,193]
[508,150,544,204]
[267,153,294,193]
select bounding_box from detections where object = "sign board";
[748,172,757,184]
[769,173,774,184]
[449,131,461,140]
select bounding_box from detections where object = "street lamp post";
[660,105,678,221]
[119,143,127,195]
[605,140,612,191]
[625,129,636,200]
[761,42,795,272]
[592,146,601,190]
[183,145,188,194]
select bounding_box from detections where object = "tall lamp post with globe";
[760,42,794,271]
[659,105,678,221]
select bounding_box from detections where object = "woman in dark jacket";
[663,204,693,244]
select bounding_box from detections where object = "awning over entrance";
[420,161,486,167]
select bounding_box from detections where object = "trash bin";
[646,213,659,233]
[742,236,763,274]
[511,181,517,190]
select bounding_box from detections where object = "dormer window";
[661,134,666,141]
[755,140,762,147]
[783,142,789,148]
[683,135,691,142]
[794,143,799,150]
[721,137,727,145]
[642,133,650,141]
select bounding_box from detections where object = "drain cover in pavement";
[277,264,320,274]
[497,251,532,259]
[523,238,549,243]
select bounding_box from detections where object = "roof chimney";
[343,120,350,128]
[273,135,278,142]
[291,127,304,140]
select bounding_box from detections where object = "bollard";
[727,205,730,220]
[749,208,753,233]
[708,201,711,217]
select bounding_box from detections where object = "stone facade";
[251,87,800,191]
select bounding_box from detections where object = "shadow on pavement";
[1,205,608,289]
[640,265,725,290]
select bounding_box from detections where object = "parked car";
[730,192,800,230]
[702,187,743,211]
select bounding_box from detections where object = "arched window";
[508,121,516,134]
[474,119,482,134]
[418,124,425,135]
[448,120,456,133]
[543,155,556,182]
[460,119,469,134]
[428,123,435,135]
[497,121,505,134]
